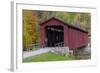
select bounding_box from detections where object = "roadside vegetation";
[23,52,75,62]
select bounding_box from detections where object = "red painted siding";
[68,27,88,49]
[40,26,45,48]
[64,26,69,47]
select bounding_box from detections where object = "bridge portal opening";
[45,26,64,47]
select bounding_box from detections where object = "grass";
[23,52,75,62]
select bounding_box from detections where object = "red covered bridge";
[39,17,88,49]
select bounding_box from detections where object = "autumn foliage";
[23,10,39,51]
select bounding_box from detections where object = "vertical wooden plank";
[40,26,45,48]
[64,26,69,47]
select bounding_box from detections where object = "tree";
[23,10,38,51]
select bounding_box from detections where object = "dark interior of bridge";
[45,26,64,47]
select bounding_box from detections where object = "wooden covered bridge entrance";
[45,26,64,47]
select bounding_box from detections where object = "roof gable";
[39,17,88,33]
